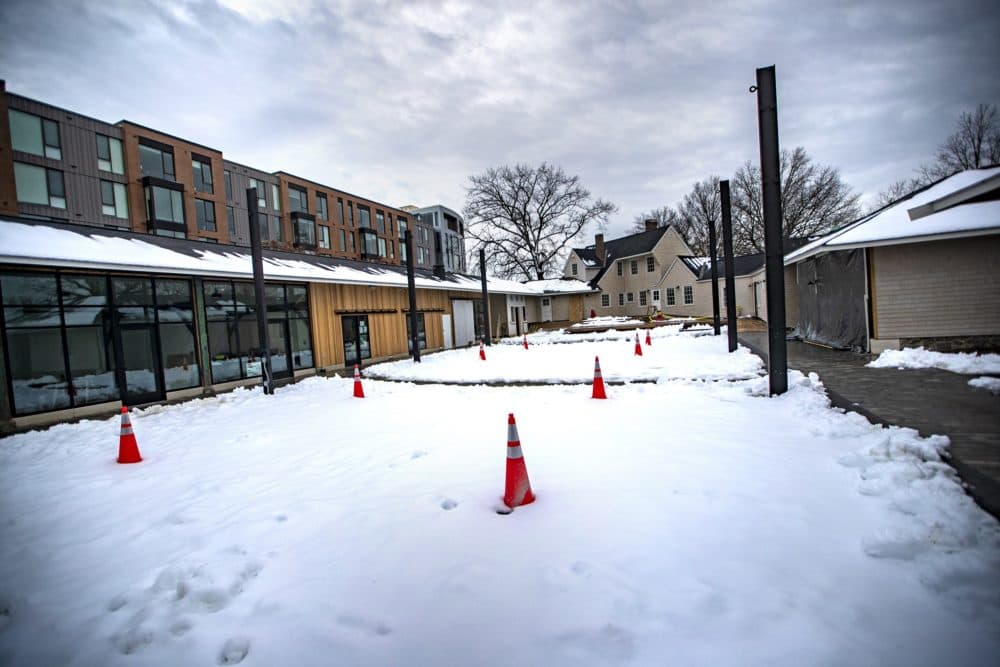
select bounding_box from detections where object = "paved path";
[739,333,1000,518]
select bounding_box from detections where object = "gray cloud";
[2,0,998,240]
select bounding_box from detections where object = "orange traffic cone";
[117,407,142,464]
[645,329,652,346]
[479,340,486,361]
[353,364,365,398]
[592,356,607,399]
[523,334,529,350]
[502,413,535,510]
[634,332,643,356]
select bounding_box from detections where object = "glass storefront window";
[1,272,201,415]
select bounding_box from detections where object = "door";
[452,300,475,346]
[342,315,371,367]
[268,320,292,379]
[541,297,552,322]
[118,324,164,405]
[441,314,453,349]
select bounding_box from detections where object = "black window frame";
[288,185,308,214]
[195,199,217,232]
[192,154,214,194]
[316,193,328,220]
[138,138,175,181]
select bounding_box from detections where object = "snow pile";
[370,329,761,383]
[969,376,1000,394]
[568,316,645,329]
[868,347,1000,374]
[1,352,998,665]
[498,324,687,345]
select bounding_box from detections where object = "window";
[571,263,578,276]
[397,216,407,237]
[618,293,624,306]
[0,272,200,415]
[683,285,694,305]
[192,156,213,194]
[342,315,370,365]
[375,210,385,233]
[271,184,281,212]
[316,193,328,220]
[289,185,308,213]
[630,260,638,275]
[627,292,634,303]
[227,206,236,235]
[96,134,124,174]
[337,197,345,225]
[196,199,216,232]
[224,170,233,199]
[357,204,371,228]
[338,229,346,252]
[639,291,647,306]
[203,280,312,383]
[8,109,61,159]
[667,288,676,306]
[138,140,175,180]
[349,231,356,251]
[406,312,427,353]
[100,180,129,218]
[653,289,660,303]
[360,228,378,257]
[145,183,185,238]
[617,261,623,276]
[319,225,331,249]
[14,162,66,208]
[293,216,316,248]
[348,202,355,227]
[419,227,429,243]
[378,237,387,258]
[647,257,655,272]
[247,177,267,209]
[601,294,610,307]
[389,241,395,259]
[269,215,283,242]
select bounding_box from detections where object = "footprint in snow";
[440,499,458,511]
[218,636,250,664]
[337,614,392,636]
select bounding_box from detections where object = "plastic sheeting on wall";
[794,249,867,351]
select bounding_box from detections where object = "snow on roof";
[786,167,1000,263]
[520,278,597,294]
[0,219,540,295]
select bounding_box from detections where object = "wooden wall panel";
[308,283,464,369]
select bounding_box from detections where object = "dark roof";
[573,226,670,287]
[693,238,811,280]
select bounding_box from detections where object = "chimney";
[644,218,657,231]
[594,234,605,265]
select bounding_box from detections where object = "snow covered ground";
[868,346,1000,375]
[969,376,1000,395]
[1,332,998,666]
[369,326,762,383]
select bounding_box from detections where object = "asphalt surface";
[739,332,1000,519]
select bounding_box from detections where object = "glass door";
[341,315,371,367]
[268,320,292,379]
[118,324,164,404]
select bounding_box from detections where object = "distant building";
[403,205,467,274]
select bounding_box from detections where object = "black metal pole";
[404,229,420,362]
[709,215,720,335]
[755,65,787,395]
[479,248,491,346]
[246,187,273,394]
[720,180,738,353]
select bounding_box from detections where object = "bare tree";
[870,177,925,211]
[935,103,1000,173]
[732,147,861,253]
[463,163,616,281]
[631,178,720,256]
[630,206,680,233]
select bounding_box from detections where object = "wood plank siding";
[308,284,452,368]
[872,236,1000,338]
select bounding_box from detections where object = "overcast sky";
[1,0,998,240]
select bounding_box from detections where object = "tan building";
[785,167,1000,352]
[563,220,695,318]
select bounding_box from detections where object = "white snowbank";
[868,346,1000,374]
[0,338,997,666]
[969,376,1000,394]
